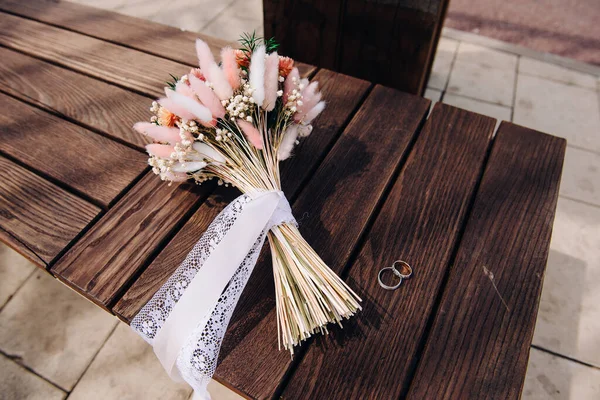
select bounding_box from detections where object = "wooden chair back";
[264,0,449,95]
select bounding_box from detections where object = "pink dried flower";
[221,47,241,90]
[190,68,206,82]
[237,119,263,149]
[263,52,280,111]
[146,143,175,159]
[134,122,180,143]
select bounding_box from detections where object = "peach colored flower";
[157,107,178,127]
[278,56,294,77]
[189,68,206,82]
[235,49,250,68]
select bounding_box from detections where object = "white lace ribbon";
[131,190,295,400]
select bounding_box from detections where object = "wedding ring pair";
[378,260,412,290]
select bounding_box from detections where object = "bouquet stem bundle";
[134,33,361,354]
[269,224,361,353]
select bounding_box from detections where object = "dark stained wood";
[281,69,371,195]
[282,103,495,400]
[407,123,566,400]
[0,12,190,98]
[0,5,566,399]
[114,189,231,321]
[264,0,448,94]
[0,155,100,266]
[0,93,147,207]
[0,47,151,150]
[0,226,46,268]
[264,0,344,70]
[0,0,316,79]
[51,173,212,309]
[114,69,372,321]
[213,87,430,398]
[340,0,448,95]
[0,0,229,62]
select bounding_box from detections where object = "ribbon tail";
[131,191,296,398]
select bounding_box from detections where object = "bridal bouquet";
[130,34,361,399]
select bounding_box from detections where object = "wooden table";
[0,1,566,399]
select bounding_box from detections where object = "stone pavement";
[1,1,599,399]
[446,0,600,66]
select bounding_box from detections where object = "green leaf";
[166,73,179,90]
[238,31,279,54]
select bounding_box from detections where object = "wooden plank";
[0,92,147,207]
[0,226,46,268]
[0,155,100,266]
[0,12,190,98]
[407,123,565,399]
[282,103,495,399]
[0,0,317,78]
[212,87,430,398]
[113,69,372,321]
[0,0,229,62]
[264,0,344,69]
[265,0,448,94]
[51,173,212,309]
[115,85,430,398]
[0,47,151,149]
[340,0,447,94]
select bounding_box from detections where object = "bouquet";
[130,34,361,399]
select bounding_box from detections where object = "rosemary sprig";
[238,31,279,54]
[166,74,179,90]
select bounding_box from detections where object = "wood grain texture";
[51,172,211,309]
[0,93,147,207]
[340,0,447,94]
[0,225,46,268]
[114,69,372,321]
[0,0,316,78]
[264,0,344,69]
[0,0,229,62]
[213,86,430,399]
[264,0,448,94]
[0,12,190,98]
[407,122,566,400]
[282,103,495,400]
[0,155,100,266]
[0,47,151,149]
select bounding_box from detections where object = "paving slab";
[69,323,192,400]
[533,197,600,367]
[428,37,459,90]
[0,271,117,390]
[519,57,598,90]
[200,0,263,43]
[0,355,66,400]
[0,243,35,309]
[522,348,600,399]
[514,74,600,153]
[559,147,600,207]
[447,59,516,106]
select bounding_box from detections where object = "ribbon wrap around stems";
[131,191,296,400]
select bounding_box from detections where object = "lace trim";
[131,193,294,395]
